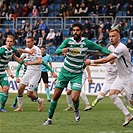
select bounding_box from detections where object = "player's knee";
[109,94,117,101]
[67,90,72,95]
[3,86,9,93]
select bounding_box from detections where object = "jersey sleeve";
[85,39,110,55]
[112,46,123,59]
[42,61,54,72]
[0,47,5,55]
[55,38,70,54]
[11,46,18,52]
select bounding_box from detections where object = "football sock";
[80,91,90,105]
[73,100,79,111]
[109,94,130,115]
[2,93,8,107]
[13,95,18,105]
[48,99,57,119]
[97,95,104,101]
[17,96,23,108]
[121,92,130,107]
[45,88,50,100]
[34,86,38,92]
[66,94,72,107]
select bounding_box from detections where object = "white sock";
[109,94,130,115]
[36,97,42,104]
[80,92,90,105]
[121,92,130,108]
[66,95,72,107]
[97,95,104,101]
[17,96,23,108]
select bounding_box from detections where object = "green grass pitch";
[1,93,133,133]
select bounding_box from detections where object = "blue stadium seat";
[120,37,128,44]
[51,55,57,62]
[56,55,64,62]
[49,46,57,54]
[116,11,123,16]
[91,38,97,43]
[62,29,69,37]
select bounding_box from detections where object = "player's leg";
[42,72,51,102]
[109,77,133,126]
[64,83,73,111]
[11,95,18,108]
[92,82,109,107]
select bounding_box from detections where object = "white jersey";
[102,62,118,83]
[21,45,42,71]
[112,42,132,81]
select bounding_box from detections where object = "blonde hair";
[109,28,120,34]
[7,35,15,42]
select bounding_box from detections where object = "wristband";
[90,60,94,64]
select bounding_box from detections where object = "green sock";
[0,92,3,109]
[48,99,57,119]
[1,93,8,108]
[34,86,38,92]
[73,100,79,111]
[45,88,50,100]
[13,95,18,105]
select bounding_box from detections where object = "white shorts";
[110,76,133,101]
[20,70,41,91]
[67,76,87,91]
[100,82,112,95]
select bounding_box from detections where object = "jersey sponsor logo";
[69,49,81,56]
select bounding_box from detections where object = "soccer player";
[92,45,133,111]
[85,28,133,126]
[0,35,34,112]
[11,57,57,108]
[40,45,53,102]
[64,65,93,111]
[13,36,44,112]
[43,22,111,125]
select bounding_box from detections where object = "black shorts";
[39,71,48,84]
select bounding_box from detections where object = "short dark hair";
[72,22,83,31]
[40,45,46,49]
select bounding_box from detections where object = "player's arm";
[86,65,93,83]
[25,57,42,65]
[16,60,25,78]
[0,47,5,55]
[85,39,111,55]
[85,53,116,65]
[5,65,14,78]
[13,54,24,63]
[55,38,69,55]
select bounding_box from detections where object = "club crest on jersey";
[69,48,81,56]
[80,45,83,48]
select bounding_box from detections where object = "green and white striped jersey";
[55,37,110,73]
[0,46,17,74]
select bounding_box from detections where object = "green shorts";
[55,67,83,91]
[0,73,9,87]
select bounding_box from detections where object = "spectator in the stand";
[107,4,116,18]
[74,3,81,16]
[40,0,48,6]
[54,30,63,47]
[111,20,119,29]
[90,21,99,38]
[13,3,23,18]
[98,19,104,29]
[79,1,88,16]
[13,28,21,45]
[28,0,34,12]
[101,4,108,16]
[1,4,7,17]
[39,5,48,17]
[46,29,55,45]
[5,5,14,20]
[126,38,133,53]
[32,19,39,31]
[66,2,75,16]
[129,25,133,38]
[118,19,124,37]
[68,24,73,36]
[38,19,48,33]
[32,29,39,45]
[82,28,93,40]
[24,22,31,32]
[126,3,133,16]
[20,20,26,30]
[123,21,131,37]
[32,5,38,17]
[18,29,26,45]
[83,19,91,32]
[25,29,32,38]
[2,0,11,7]
[22,3,29,17]
[57,3,67,18]
[3,28,12,45]
[37,29,47,47]
[115,2,122,12]
[103,20,111,32]
[92,4,101,17]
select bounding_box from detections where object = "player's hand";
[50,72,57,78]
[10,75,14,79]
[16,78,20,83]
[88,77,93,84]
[84,59,91,65]
[62,48,69,54]
[24,61,32,65]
